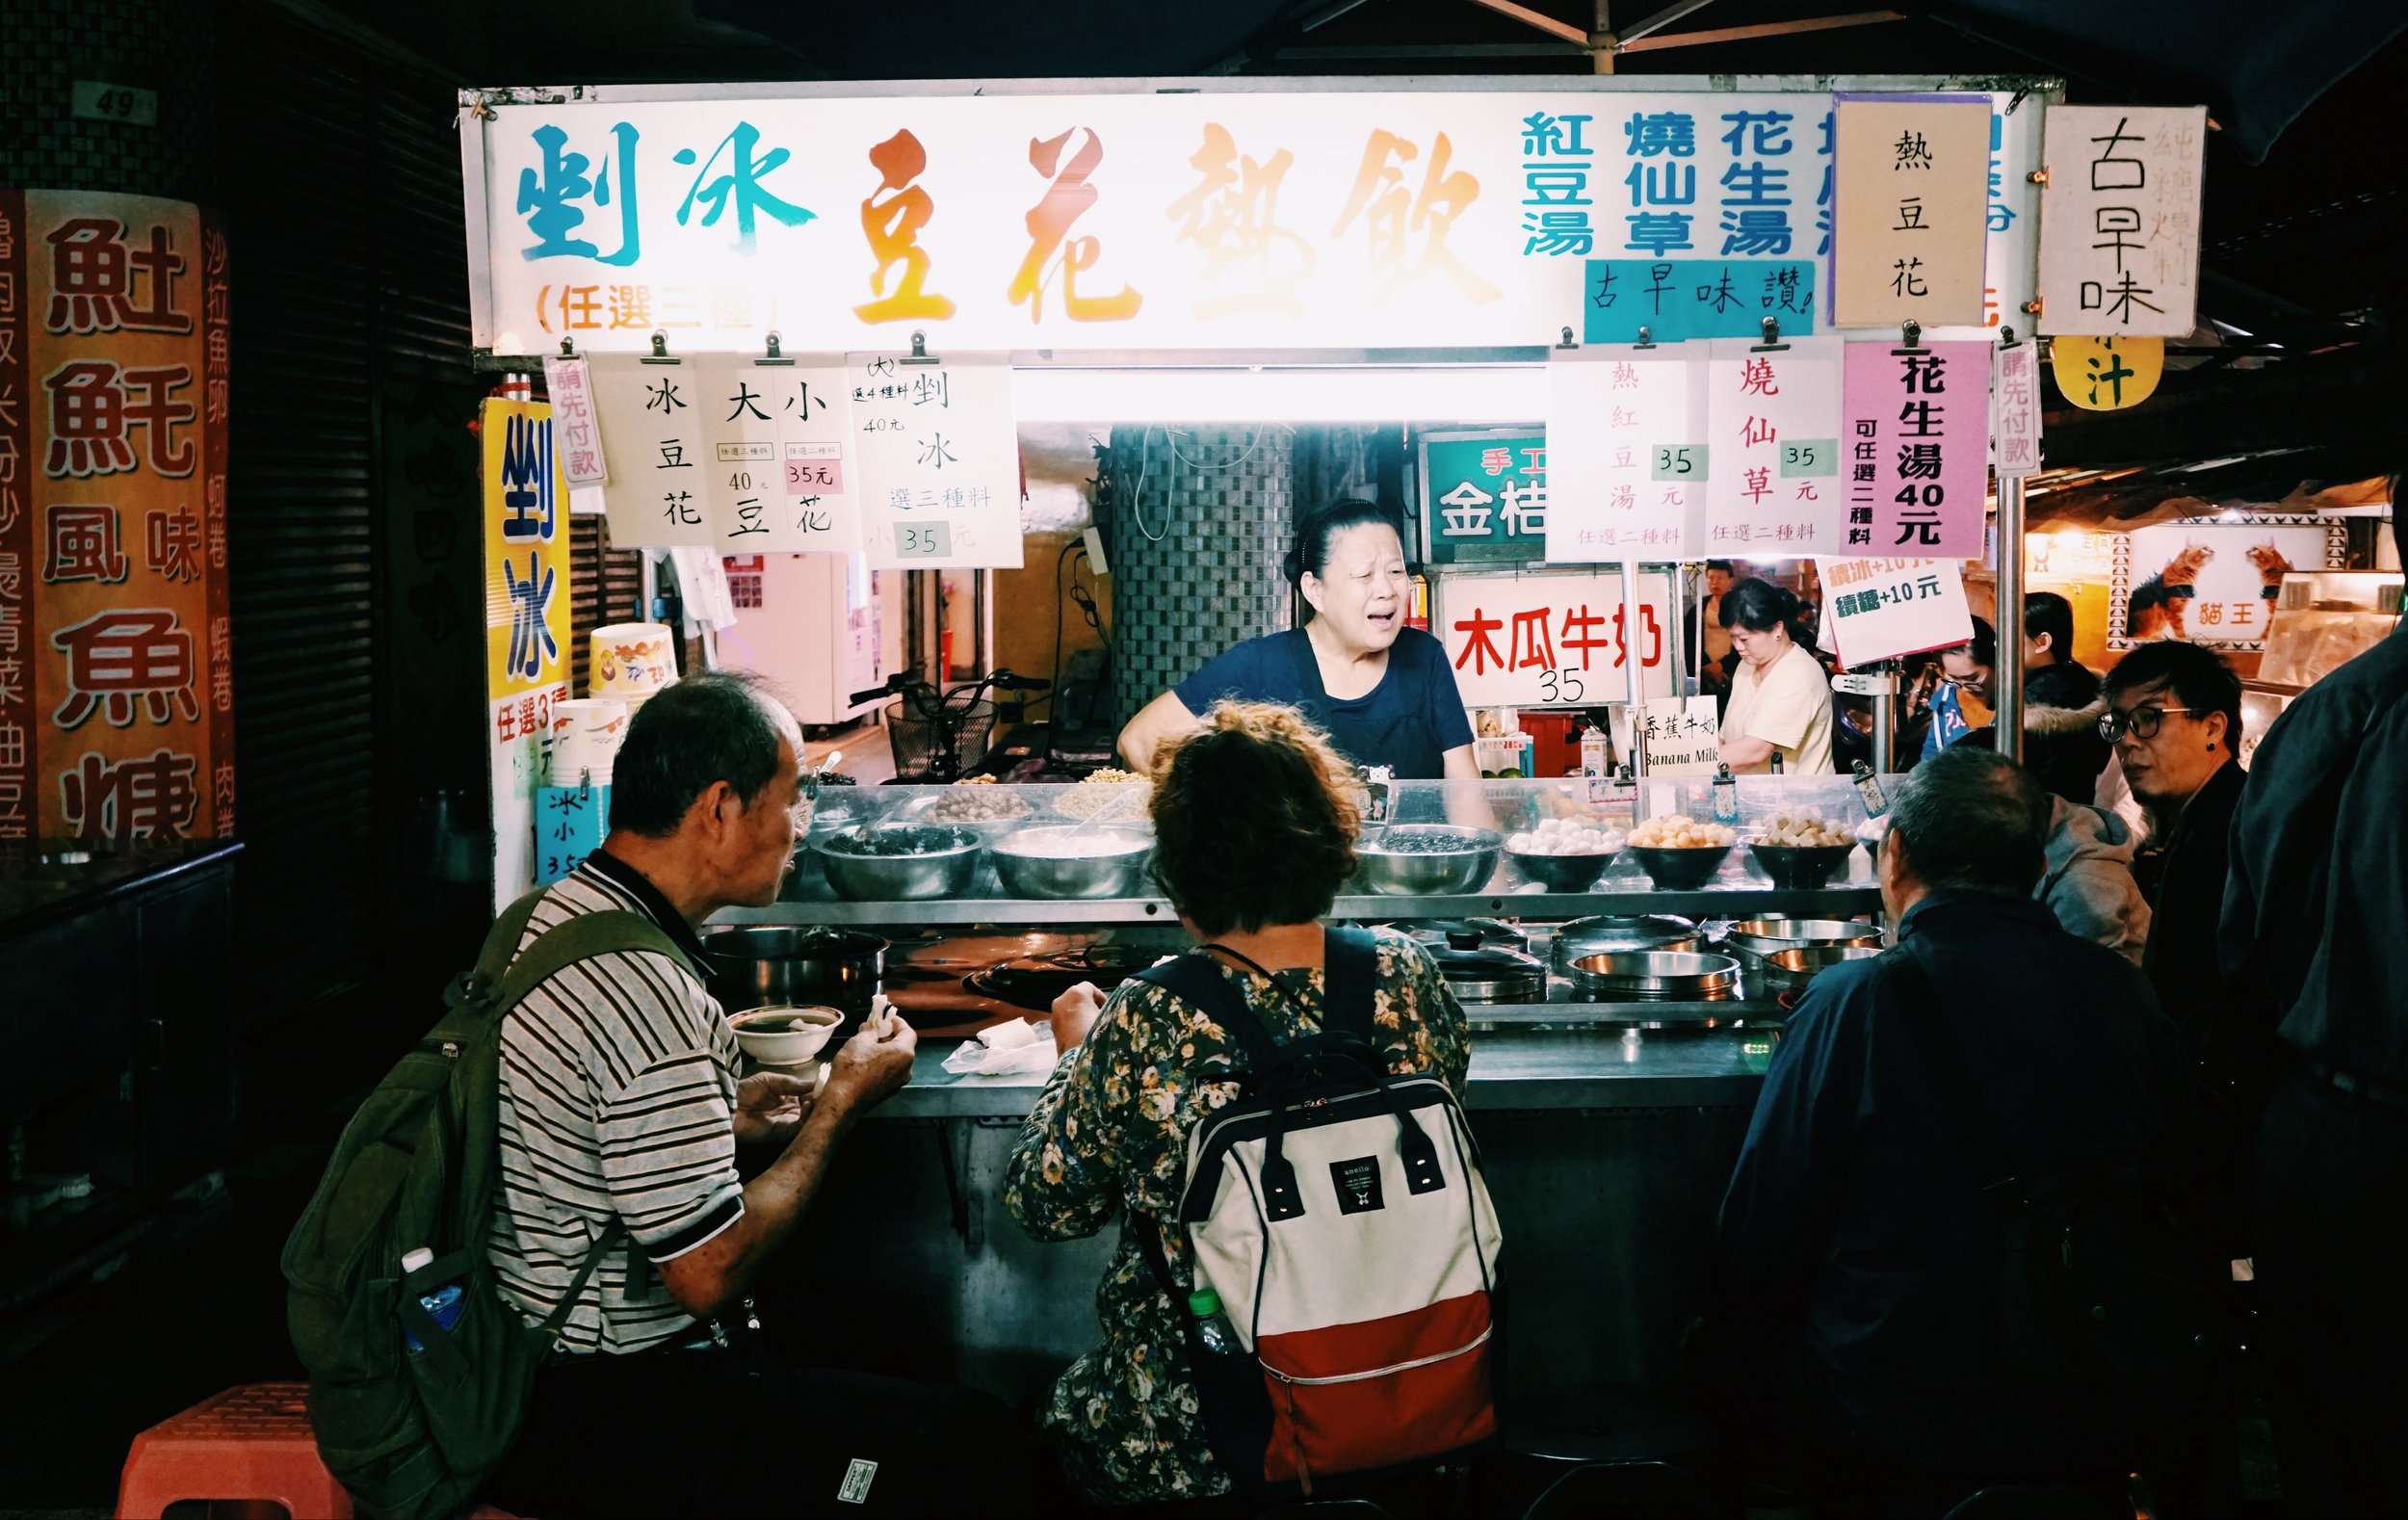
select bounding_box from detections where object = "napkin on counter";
[942,1017,1061,1077]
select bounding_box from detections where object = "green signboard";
[1418,428,1547,566]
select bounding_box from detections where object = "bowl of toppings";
[990,825,1155,900]
[814,824,983,902]
[1054,768,1153,825]
[1353,825,1505,896]
[909,777,1034,828]
[1504,817,1627,892]
[1624,815,1738,890]
[727,1005,844,1068]
[1748,812,1863,889]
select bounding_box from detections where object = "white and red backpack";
[1136,926,1504,1497]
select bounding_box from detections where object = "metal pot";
[1424,930,1547,1004]
[1548,915,1700,975]
[1567,951,1743,1002]
[700,925,887,1015]
[1721,918,1883,963]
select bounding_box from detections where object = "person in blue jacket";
[1116,500,1478,782]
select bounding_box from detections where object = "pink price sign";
[1837,339,1991,560]
[785,456,846,496]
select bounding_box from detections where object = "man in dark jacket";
[2220,499,2408,1518]
[1715,747,2197,1504]
[2099,641,2245,1041]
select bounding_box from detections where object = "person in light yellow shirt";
[1717,578,1834,774]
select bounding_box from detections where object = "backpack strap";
[1135,952,1281,1070]
[1321,924,1378,1044]
[492,907,701,1014]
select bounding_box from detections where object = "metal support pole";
[1663,562,1688,696]
[1995,476,2027,760]
[1622,558,1648,777]
[1870,661,1896,774]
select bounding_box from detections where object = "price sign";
[1649,444,1709,482]
[1437,569,1676,707]
[1781,440,1834,477]
[896,521,954,558]
[784,447,846,495]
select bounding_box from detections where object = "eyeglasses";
[1942,671,1990,690]
[2098,705,2194,742]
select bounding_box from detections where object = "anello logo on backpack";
[1330,1156,1386,1215]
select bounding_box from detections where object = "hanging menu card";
[1545,348,1707,563]
[1837,339,1990,560]
[591,354,713,548]
[1704,333,1843,555]
[850,354,1024,569]
[695,355,862,554]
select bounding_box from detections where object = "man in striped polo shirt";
[484,673,1025,1517]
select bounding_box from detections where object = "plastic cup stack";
[590,622,677,715]
[549,697,631,789]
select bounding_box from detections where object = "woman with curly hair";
[1003,701,1470,1507]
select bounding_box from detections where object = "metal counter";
[771,1028,1772,1411]
[875,1025,1777,1117]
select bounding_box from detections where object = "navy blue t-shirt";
[1174,627,1475,779]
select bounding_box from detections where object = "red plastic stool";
[117,1382,525,1520]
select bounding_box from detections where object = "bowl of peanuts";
[1624,814,1738,891]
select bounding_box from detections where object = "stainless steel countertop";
[870,1026,1779,1119]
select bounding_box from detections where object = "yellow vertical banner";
[8,188,231,845]
[482,396,572,907]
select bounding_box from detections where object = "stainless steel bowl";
[700,925,885,1014]
[1567,950,1743,1000]
[1352,826,1505,896]
[1722,917,1884,961]
[1505,846,1617,892]
[1756,944,1883,994]
[990,826,1154,900]
[814,825,982,902]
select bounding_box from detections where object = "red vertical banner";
[19,190,228,844]
[0,190,31,847]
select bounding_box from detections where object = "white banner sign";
[851,354,1024,568]
[1436,569,1675,707]
[1831,97,1992,328]
[2038,105,2205,338]
[469,85,2042,354]
[1641,694,1722,775]
[1705,333,1843,554]
[1817,556,1972,667]
[592,355,713,547]
[2110,516,2344,651]
[1545,349,1706,562]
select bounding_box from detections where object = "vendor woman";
[1717,577,1834,774]
[1115,500,1479,780]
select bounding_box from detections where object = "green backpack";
[281,887,696,1520]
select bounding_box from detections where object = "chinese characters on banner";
[473,91,2043,354]
[695,355,862,553]
[1830,97,1990,328]
[540,354,609,491]
[591,354,713,547]
[1704,334,1842,552]
[0,189,234,846]
[1640,694,1722,775]
[2037,106,2205,338]
[2051,332,2163,411]
[1840,340,1990,559]
[850,354,1023,569]
[1419,430,1546,565]
[1438,569,1675,708]
[482,396,572,909]
[1817,556,1973,667]
[1582,257,1817,344]
[2110,517,2342,652]
[1993,340,2043,478]
[1544,350,1706,563]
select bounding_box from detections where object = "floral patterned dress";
[1001,928,1471,1505]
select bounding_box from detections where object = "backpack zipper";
[1259,1324,1492,1387]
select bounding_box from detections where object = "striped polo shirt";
[487,852,743,1354]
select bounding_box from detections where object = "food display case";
[717,773,1894,1031]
